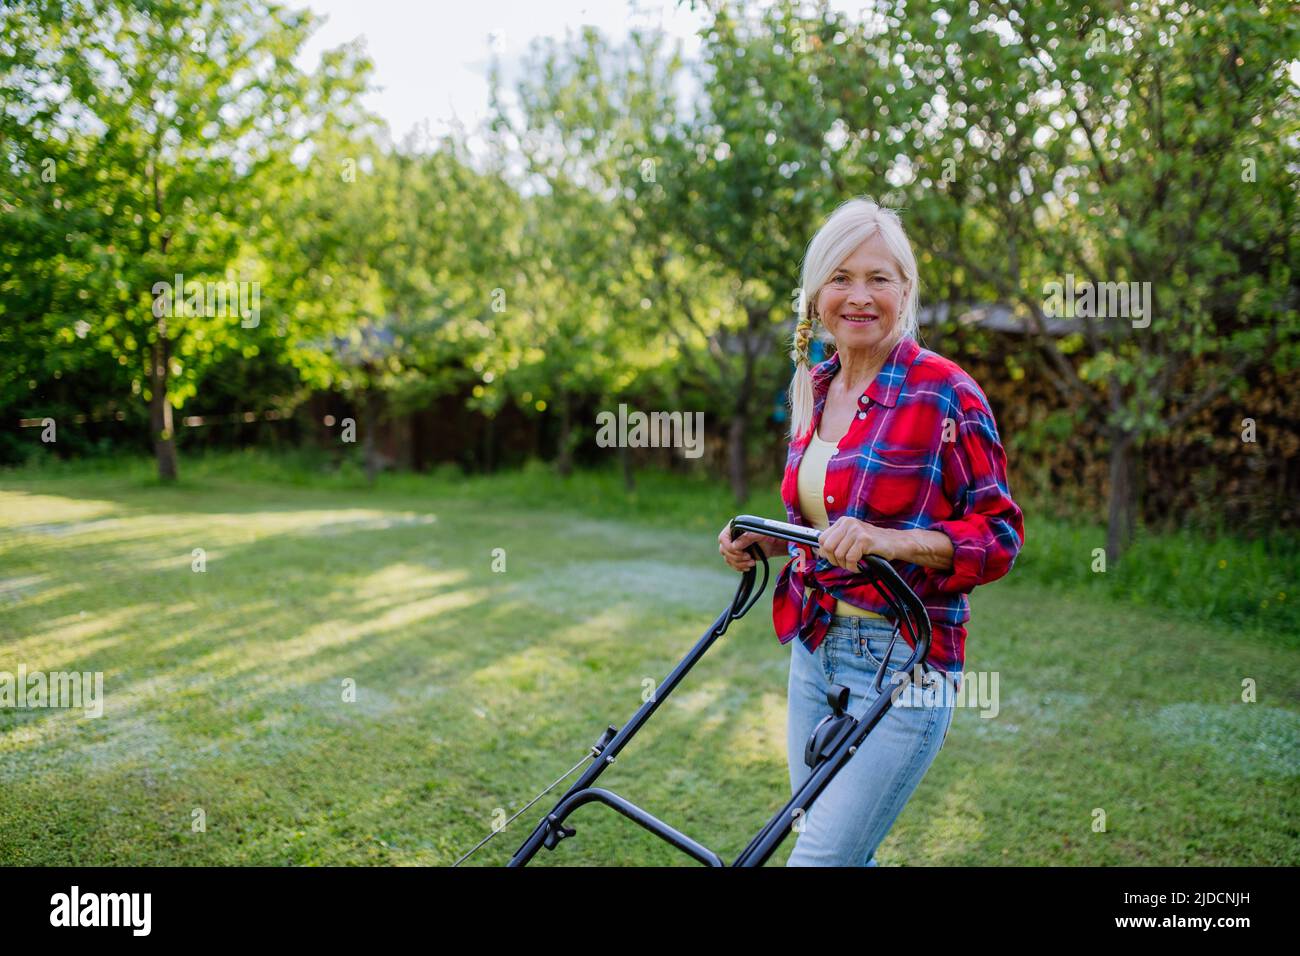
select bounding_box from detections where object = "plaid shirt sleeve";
[919,382,1025,594]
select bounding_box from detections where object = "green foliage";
[1013,512,1299,641]
[1,0,373,469]
[2,0,1296,527]
[883,0,1300,442]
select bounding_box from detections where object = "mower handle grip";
[727,513,931,658]
[728,514,821,551]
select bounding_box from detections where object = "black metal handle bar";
[728,513,931,672]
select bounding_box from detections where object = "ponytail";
[787,303,816,441]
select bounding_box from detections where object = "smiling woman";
[718,195,1025,867]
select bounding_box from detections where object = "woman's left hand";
[817,516,898,571]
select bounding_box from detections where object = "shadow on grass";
[1,475,1297,865]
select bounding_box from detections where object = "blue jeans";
[785,615,957,866]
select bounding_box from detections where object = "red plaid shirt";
[772,334,1025,674]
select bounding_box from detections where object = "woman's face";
[816,232,908,354]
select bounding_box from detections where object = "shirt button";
[857,411,867,420]
[859,395,868,406]
[826,495,834,504]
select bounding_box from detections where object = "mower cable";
[451,748,598,866]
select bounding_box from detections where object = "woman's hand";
[817,516,898,571]
[718,524,781,573]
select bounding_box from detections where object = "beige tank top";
[796,428,887,619]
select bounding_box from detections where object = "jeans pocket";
[860,629,908,673]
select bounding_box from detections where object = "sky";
[294,0,714,154]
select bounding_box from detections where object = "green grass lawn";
[1,453,1296,865]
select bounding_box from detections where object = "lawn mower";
[454,514,931,867]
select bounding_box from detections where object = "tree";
[483,25,675,479]
[627,0,902,501]
[881,0,1300,561]
[0,0,372,480]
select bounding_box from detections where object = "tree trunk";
[150,336,177,482]
[728,317,761,504]
[556,392,573,477]
[1105,432,1137,565]
[727,413,748,504]
[363,387,382,485]
[620,443,635,492]
[394,413,413,471]
[482,415,496,473]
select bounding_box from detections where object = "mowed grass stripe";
[0,467,1295,865]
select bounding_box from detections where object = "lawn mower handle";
[727,513,931,658]
[500,513,933,867]
[728,513,823,552]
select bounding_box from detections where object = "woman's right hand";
[718,523,778,573]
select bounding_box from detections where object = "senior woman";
[718,197,1025,866]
